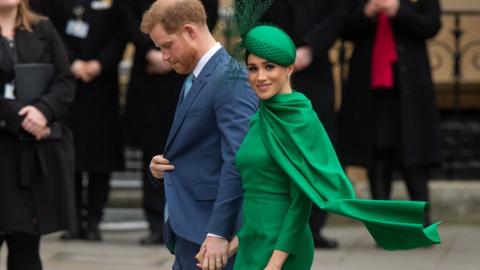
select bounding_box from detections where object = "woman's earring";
[287,73,291,80]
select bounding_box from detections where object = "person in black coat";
[0,1,76,269]
[119,0,218,245]
[254,0,348,249]
[30,0,127,241]
[339,0,442,224]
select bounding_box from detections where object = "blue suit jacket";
[162,48,258,245]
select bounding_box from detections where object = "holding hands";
[18,105,51,140]
[195,236,239,270]
[364,0,400,18]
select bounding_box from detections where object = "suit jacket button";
[0,120,6,127]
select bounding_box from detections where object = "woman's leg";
[368,148,395,200]
[402,166,431,225]
[85,172,111,240]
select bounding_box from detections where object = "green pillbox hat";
[243,25,296,66]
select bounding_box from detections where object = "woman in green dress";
[230,25,441,270]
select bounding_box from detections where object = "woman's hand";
[35,126,52,140]
[264,265,281,270]
[263,250,288,270]
[227,236,239,258]
[18,105,49,139]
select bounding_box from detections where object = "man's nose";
[162,51,170,62]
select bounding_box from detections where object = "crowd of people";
[0,0,442,269]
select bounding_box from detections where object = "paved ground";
[1,224,478,270]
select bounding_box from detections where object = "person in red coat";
[339,0,442,225]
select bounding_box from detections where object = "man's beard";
[171,42,199,75]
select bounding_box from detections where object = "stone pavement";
[1,225,478,270]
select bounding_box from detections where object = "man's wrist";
[207,233,225,239]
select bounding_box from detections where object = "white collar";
[192,42,222,78]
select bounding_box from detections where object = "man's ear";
[183,24,196,41]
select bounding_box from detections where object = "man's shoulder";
[210,53,247,82]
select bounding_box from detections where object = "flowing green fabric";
[257,92,440,250]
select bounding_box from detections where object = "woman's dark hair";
[244,50,251,65]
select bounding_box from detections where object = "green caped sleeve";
[274,178,312,254]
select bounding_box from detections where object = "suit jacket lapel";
[164,48,227,153]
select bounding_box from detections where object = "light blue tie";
[182,74,195,99]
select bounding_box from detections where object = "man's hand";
[364,0,381,18]
[71,60,89,82]
[146,49,173,74]
[71,60,102,82]
[149,154,175,180]
[84,60,102,81]
[18,105,49,139]
[293,46,313,72]
[195,236,229,270]
[377,0,400,17]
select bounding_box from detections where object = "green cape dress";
[233,92,440,270]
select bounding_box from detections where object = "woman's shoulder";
[32,18,57,38]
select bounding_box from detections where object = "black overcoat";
[120,0,219,152]
[0,20,76,235]
[259,0,348,133]
[338,0,442,167]
[30,0,127,172]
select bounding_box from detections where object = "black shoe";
[313,235,339,249]
[84,224,102,241]
[60,230,85,240]
[139,232,163,245]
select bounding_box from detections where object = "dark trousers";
[172,235,235,270]
[368,148,431,224]
[142,151,165,234]
[0,233,42,270]
[74,172,111,229]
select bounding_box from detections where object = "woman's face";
[0,0,21,10]
[247,53,293,100]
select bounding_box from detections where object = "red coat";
[339,0,442,167]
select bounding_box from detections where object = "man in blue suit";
[141,0,258,269]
